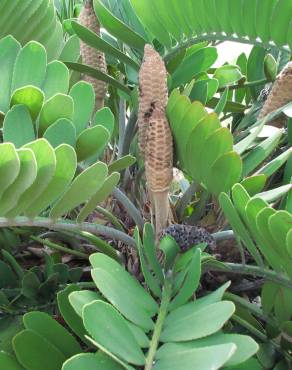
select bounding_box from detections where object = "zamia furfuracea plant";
[138,45,173,238]
[55,223,259,370]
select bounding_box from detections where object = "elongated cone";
[138,44,168,158]
[78,0,107,110]
[138,45,172,238]
[259,62,292,127]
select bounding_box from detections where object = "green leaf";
[0,36,21,113]
[154,343,236,370]
[172,100,208,167]
[205,152,242,195]
[169,249,201,310]
[2,250,24,280]
[76,125,110,162]
[57,285,90,346]
[135,228,161,298]
[172,47,218,87]
[44,118,76,148]
[3,105,35,148]
[189,80,208,104]
[0,316,23,353]
[10,86,44,120]
[169,93,195,148]
[69,290,103,317]
[69,81,95,136]
[255,206,290,274]
[264,54,277,81]
[0,352,24,370]
[62,352,124,370]
[0,143,20,200]
[50,161,108,219]
[287,229,292,258]
[26,144,77,217]
[269,211,292,252]
[13,329,66,370]
[83,301,145,365]
[77,172,120,222]
[108,155,136,174]
[21,272,40,299]
[207,97,246,113]
[42,60,70,100]
[214,88,229,115]
[270,0,292,47]
[247,46,266,100]
[262,282,279,316]
[186,113,220,180]
[143,223,164,284]
[93,107,115,137]
[161,300,235,342]
[127,322,150,349]
[159,236,180,272]
[71,21,139,71]
[7,139,56,217]
[167,333,258,367]
[241,175,266,196]
[256,184,291,203]
[93,0,146,50]
[214,65,243,88]
[59,35,80,63]
[64,62,131,97]
[242,129,283,176]
[234,115,267,155]
[200,127,233,181]
[219,192,263,265]
[0,260,18,288]
[11,41,47,91]
[38,93,74,136]
[90,253,157,330]
[23,311,81,358]
[257,148,292,177]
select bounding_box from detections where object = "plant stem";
[217,78,267,92]
[212,230,235,241]
[164,34,289,62]
[96,206,125,231]
[0,216,136,248]
[224,292,277,327]
[78,231,120,261]
[121,111,137,157]
[145,278,172,370]
[113,187,144,230]
[118,95,126,159]
[31,236,88,259]
[208,262,292,289]
[60,282,96,289]
[232,314,267,341]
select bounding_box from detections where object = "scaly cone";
[138,44,168,158]
[258,61,292,127]
[78,0,107,110]
[138,45,173,238]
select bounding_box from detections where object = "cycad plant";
[0,1,291,369]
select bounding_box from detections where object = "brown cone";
[138,44,168,158]
[78,0,107,110]
[138,45,173,237]
[259,62,292,127]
